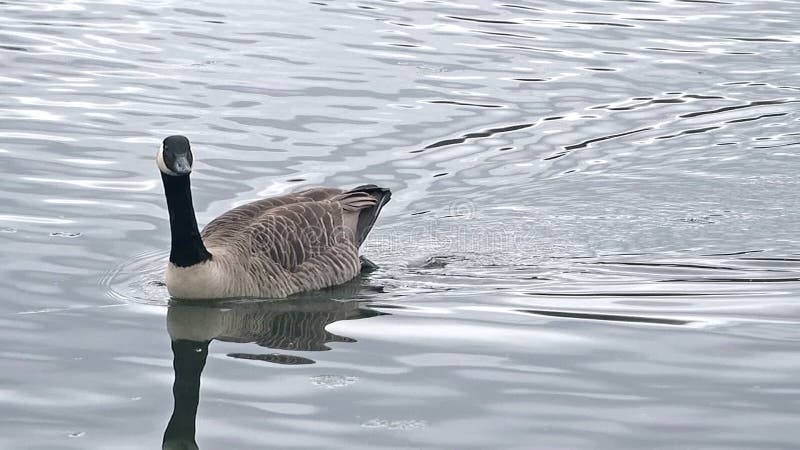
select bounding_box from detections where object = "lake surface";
[1,0,799,448]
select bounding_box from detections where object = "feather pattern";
[165,187,390,299]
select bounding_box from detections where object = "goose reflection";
[162,281,385,450]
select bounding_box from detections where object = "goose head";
[157,135,193,176]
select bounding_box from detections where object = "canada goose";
[157,135,391,300]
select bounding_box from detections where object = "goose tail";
[347,184,391,247]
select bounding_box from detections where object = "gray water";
[1,0,799,448]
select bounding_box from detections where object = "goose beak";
[172,154,192,175]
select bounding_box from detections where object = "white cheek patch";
[157,142,178,176]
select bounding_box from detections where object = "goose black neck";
[162,173,212,267]
[163,339,209,450]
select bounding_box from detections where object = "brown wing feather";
[243,201,345,271]
[196,187,385,297]
[203,190,374,272]
[201,187,344,241]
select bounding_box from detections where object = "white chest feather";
[165,260,227,300]
[164,251,293,299]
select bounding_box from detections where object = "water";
[1,0,799,448]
